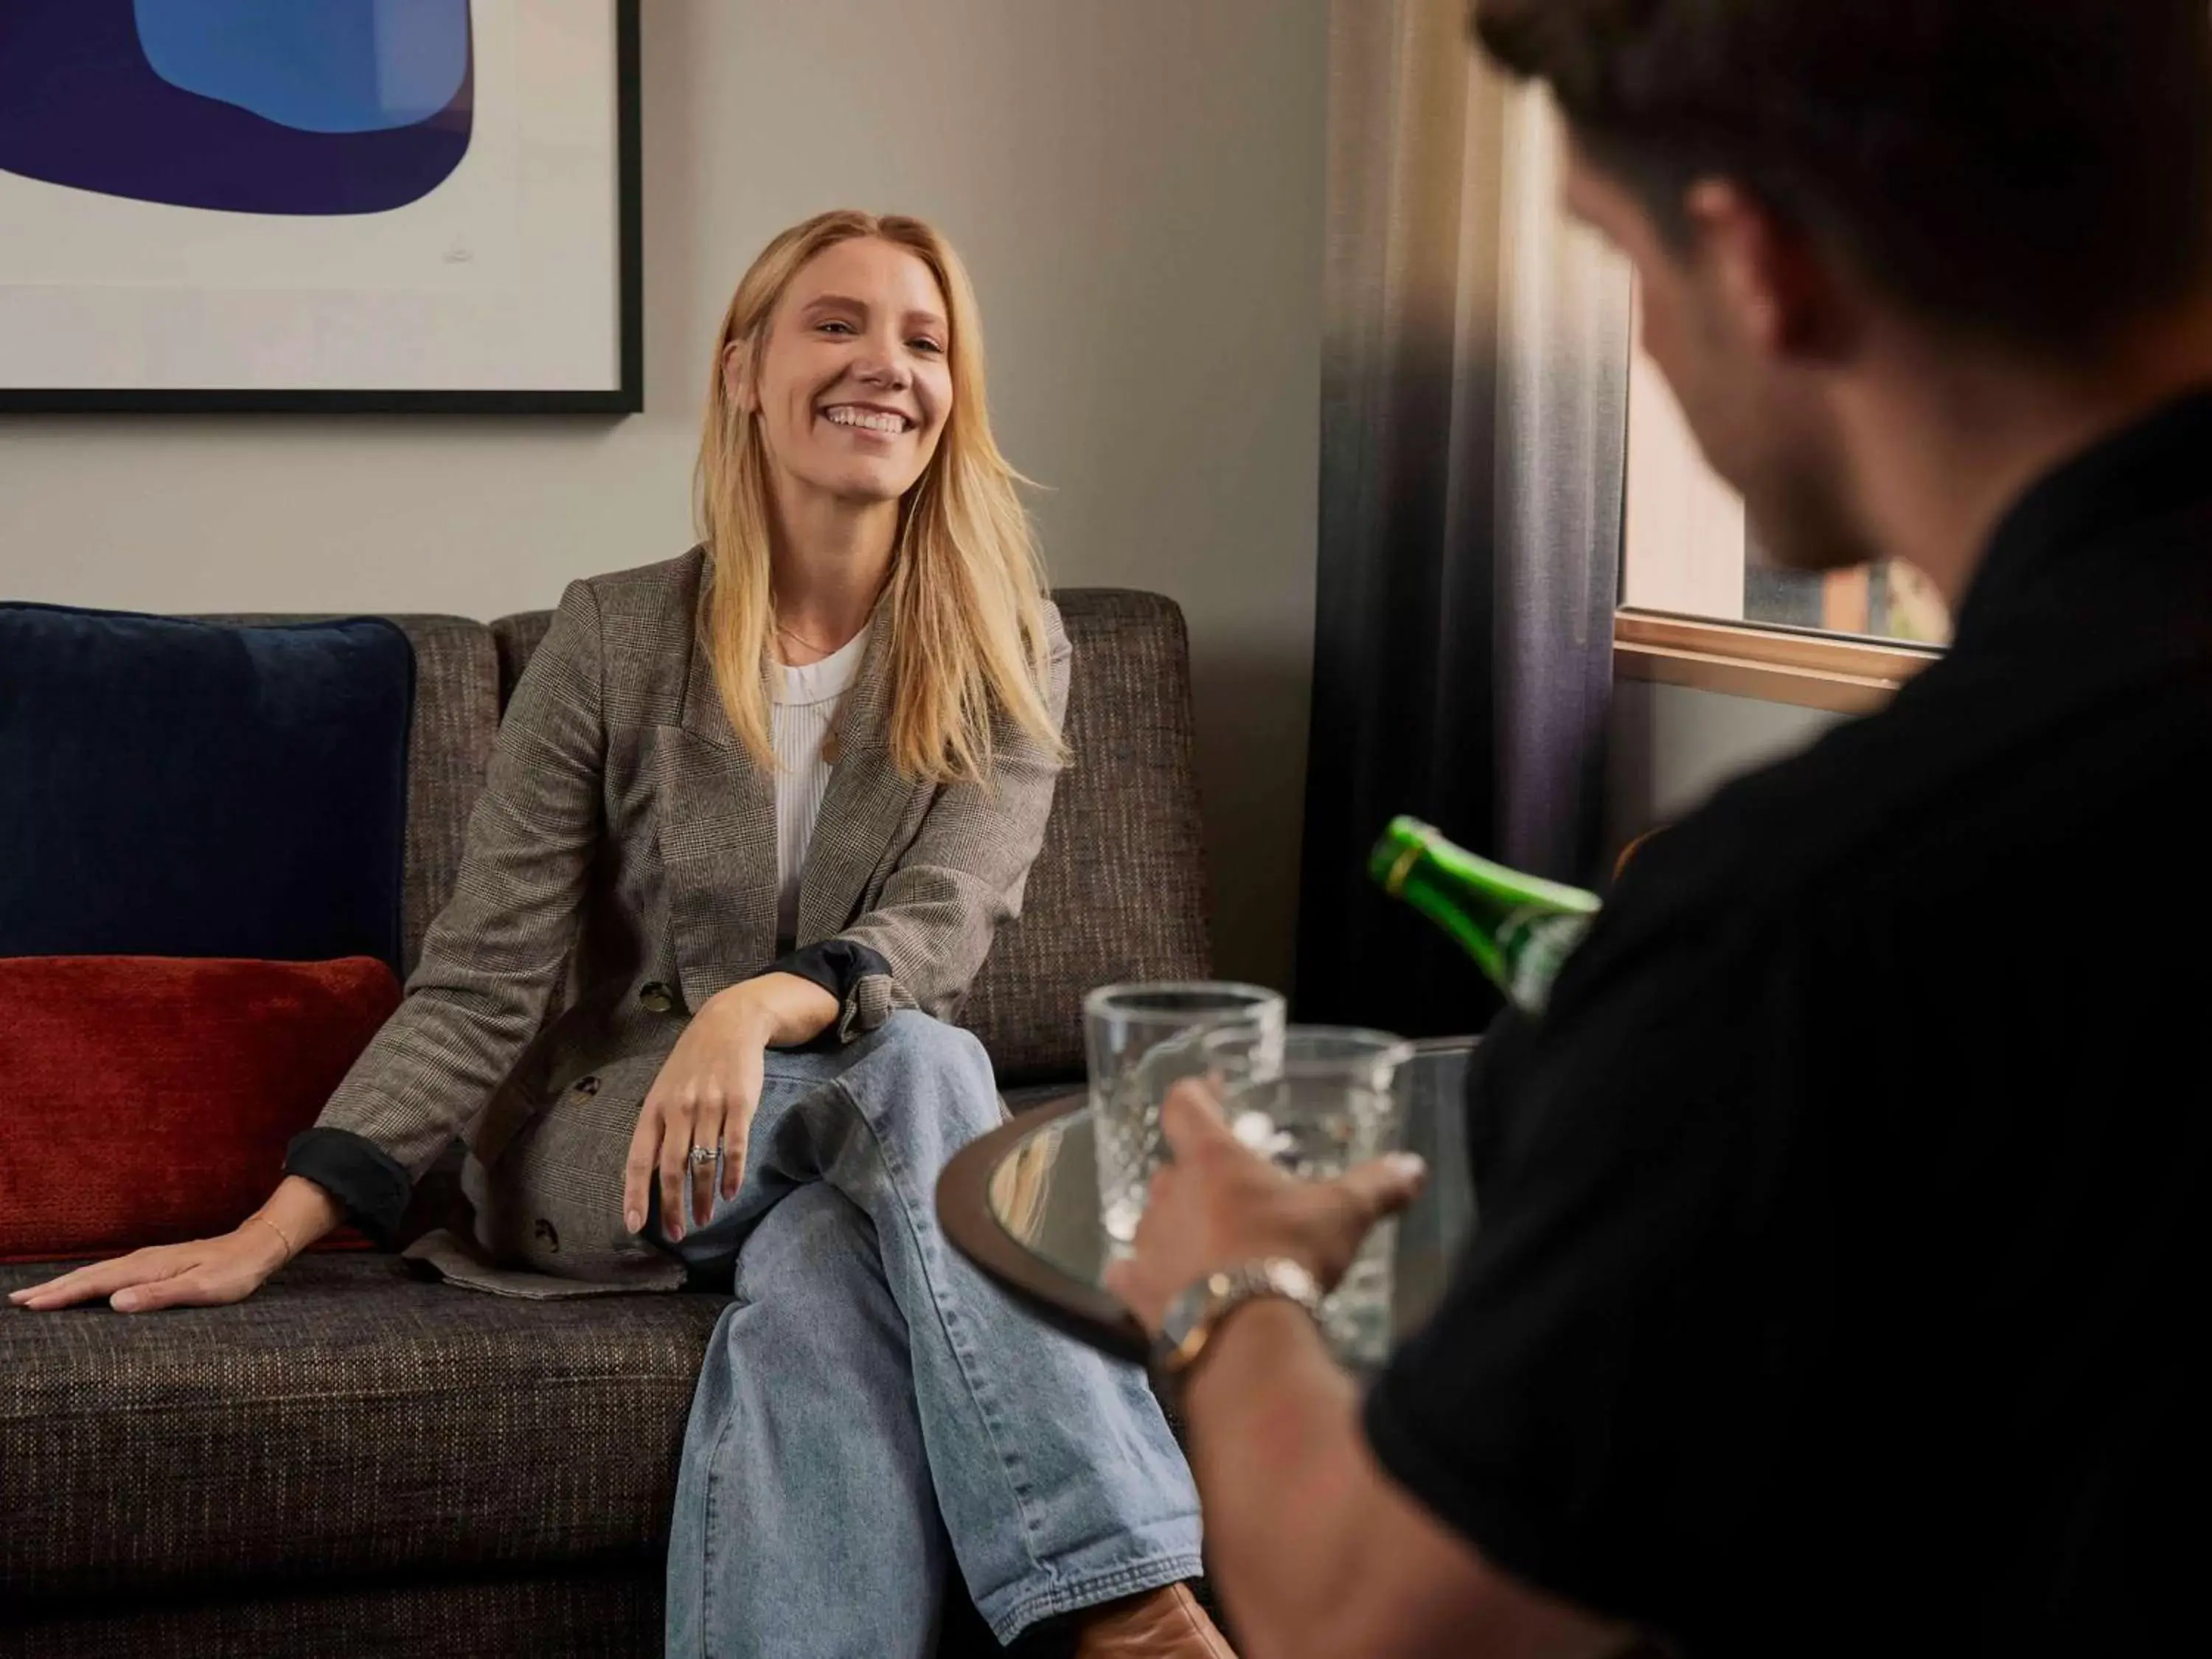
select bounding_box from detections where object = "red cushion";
[0,956,401,1262]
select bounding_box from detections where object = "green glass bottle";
[1368,816,1601,1014]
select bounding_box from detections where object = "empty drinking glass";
[1201,1025,1413,1368]
[1086,982,1286,1251]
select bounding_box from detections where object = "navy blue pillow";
[0,602,414,973]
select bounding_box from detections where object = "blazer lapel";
[796,609,926,943]
[658,616,779,1009]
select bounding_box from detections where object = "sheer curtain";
[1295,0,1631,1034]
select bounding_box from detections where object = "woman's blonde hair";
[692,209,1063,785]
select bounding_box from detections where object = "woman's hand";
[626,989,775,1239]
[7,1176,337,1313]
[625,973,841,1237]
[7,1229,285,1314]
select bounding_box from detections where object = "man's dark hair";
[1473,0,2212,348]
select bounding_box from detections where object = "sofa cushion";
[964,591,1214,1078]
[9,1567,664,1659]
[217,614,501,978]
[0,603,414,972]
[0,956,400,1263]
[490,606,553,709]
[0,1253,728,1606]
[490,589,1214,1081]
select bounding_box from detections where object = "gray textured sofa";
[1,591,1212,1658]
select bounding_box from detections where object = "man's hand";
[1104,1079,1427,1335]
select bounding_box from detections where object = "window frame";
[1614,610,1940,714]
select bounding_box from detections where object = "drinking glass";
[1085,982,1286,1251]
[1201,1024,1414,1368]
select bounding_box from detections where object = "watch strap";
[1152,1257,1324,1382]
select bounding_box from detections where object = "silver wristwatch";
[1152,1257,1324,1382]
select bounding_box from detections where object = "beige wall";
[0,0,1328,988]
[1607,679,1844,851]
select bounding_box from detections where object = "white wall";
[0,0,1328,988]
[1606,679,1844,849]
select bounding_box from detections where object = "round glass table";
[937,1038,1478,1364]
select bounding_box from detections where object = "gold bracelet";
[244,1211,297,1259]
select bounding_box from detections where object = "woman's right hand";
[7,1225,289,1313]
[7,1175,338,1314]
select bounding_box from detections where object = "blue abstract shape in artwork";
[133,0,470,136]
[0,0,472,215]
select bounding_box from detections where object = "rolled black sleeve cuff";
[285,1126,414,1241]
[767,939,895,1023]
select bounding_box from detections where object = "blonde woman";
[13,212,1228,1658]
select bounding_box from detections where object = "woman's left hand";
[623,973,840,1239]
[625,988,771,1239]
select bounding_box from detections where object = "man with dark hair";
[1107,3,2212,1653]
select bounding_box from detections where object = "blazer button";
[571,1074,601,1098]
[639,981,676,1014]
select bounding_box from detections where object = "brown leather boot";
[1071,1583,1237,1658]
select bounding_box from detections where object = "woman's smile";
[818,400,914,439]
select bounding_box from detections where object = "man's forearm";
[1179,1300,1634,1659]
[1107,1082,1633,1657]
[1180,1299,1373,1657]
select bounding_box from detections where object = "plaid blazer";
[295,549,1071,1295]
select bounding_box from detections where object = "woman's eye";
[817,320,855,335]
[910,338,945,355]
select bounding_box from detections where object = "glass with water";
[1085,982,1286,1251]
[1201,1025,1414,1368]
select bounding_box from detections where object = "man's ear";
[722,338,757,413]
[1683,178,1846,359]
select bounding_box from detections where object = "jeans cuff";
[971,1519,1205,1646]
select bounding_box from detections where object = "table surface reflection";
[941,1039,1477,1363]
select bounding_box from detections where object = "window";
[1618,293,1948,710]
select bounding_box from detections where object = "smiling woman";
[745,253,948,504]
[10,207,1226,1657]
[693,211,1063,787]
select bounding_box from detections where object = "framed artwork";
[0,0,641,414]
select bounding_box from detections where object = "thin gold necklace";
[776,619,851,765]
[776,619,841,658]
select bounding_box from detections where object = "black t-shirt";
[1364,392,2212,1655]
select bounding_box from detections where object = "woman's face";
[733,237,954,511]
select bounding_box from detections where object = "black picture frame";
[0,0,642,417]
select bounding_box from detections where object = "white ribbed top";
[771,629,869,944]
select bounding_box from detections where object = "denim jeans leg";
[664,1180,949,1659]
[740,1011,1205,1644]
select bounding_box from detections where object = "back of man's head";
[1474,0,2212,352]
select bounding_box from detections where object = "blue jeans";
[659,1010,1203,1657]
